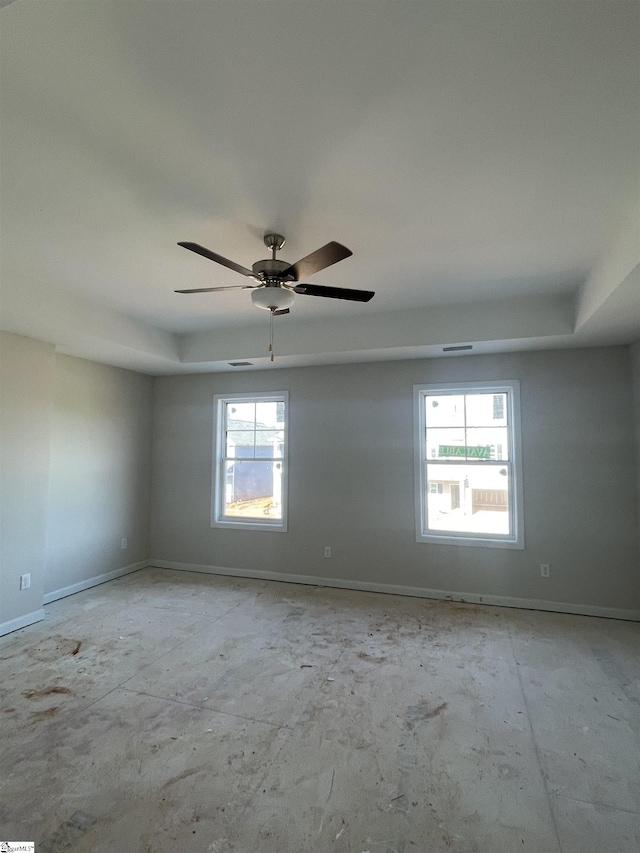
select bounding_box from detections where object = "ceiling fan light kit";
[176,232,375,361]
[250,284,295,312]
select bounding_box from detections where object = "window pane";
[426,463,510,536]
[256,401,284,429]
[465,427,509,460]
[222,460,283,520]
[465,393,507,426]
[425,395,465,427]
[226,430,255,459]
[426,427,466,460]
[254,429,284,458]
[226,401,255,427]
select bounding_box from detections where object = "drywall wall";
[0,331,55,631]
[150,346,640,615]
[631,340,640,545]
[45,354,153,598]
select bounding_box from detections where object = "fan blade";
[292,283,374,302]
[175,285,257,294]
[178,242,260,280]
[281,241,352,281]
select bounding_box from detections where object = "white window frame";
[212,391,288,532]
[413,380,524,549]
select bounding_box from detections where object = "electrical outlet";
[121,538,127,550]
[324,546,331,558]
[540,564,550,578]
[20,573,31,591]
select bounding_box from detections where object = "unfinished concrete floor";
[1,568,638,852]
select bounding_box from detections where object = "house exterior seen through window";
[414,381,524,549]
[212,392,288,531]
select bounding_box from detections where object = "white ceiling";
[1,0,638,374]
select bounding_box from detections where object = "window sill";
[211,519,287,532]
[417,532,524,549]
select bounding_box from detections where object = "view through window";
[415,382,523,547]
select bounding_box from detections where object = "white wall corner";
[0,273,181,372]
[575,200,640,332]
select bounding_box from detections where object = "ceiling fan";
[175,232,374,315]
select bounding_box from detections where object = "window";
[413,381,524,548]
[212,392,288,531]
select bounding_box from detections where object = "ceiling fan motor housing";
[251,258,295,281]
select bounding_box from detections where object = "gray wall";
[631,340,640,545]
[0,338,154,635]
[2,335,637,632]
[150,346,640,613]
[44,355,153,596]
[0,331,55,628]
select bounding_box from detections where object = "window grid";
[425,392,514,537]
[425,392,509,464]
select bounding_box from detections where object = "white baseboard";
[0,608,45,638]
[149,559,640,622]
[43,560,149,605]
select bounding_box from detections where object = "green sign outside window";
[438,445,491,459]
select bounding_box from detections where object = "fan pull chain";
[269,310,274,362]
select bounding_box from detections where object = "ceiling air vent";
[442,345,473,352]
[228,361,253,367]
